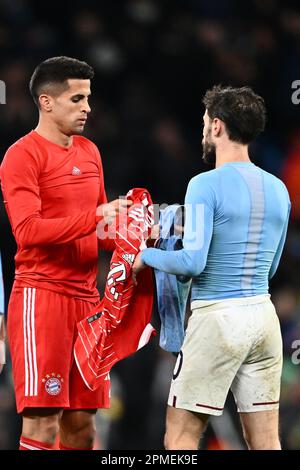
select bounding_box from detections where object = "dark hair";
[29,56,94,107]
[202,85,266,144]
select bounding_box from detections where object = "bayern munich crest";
[42,373,63,396]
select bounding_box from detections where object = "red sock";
[59,442,93,451]
[19,435,56,450]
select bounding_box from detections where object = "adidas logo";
[122,253,135,265]
[72,166,81,175]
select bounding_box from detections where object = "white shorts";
[168,295,282,416]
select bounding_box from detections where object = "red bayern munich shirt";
[0,130,110,300]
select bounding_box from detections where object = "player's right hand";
[96,199,132,225]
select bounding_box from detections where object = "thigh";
[8,287,76,413]
[168,306,253,416]
[165,405,209,450]
[239,410,280,449]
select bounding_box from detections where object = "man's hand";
[132,252,147,286]
[96,199,132,225]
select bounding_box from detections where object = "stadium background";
[0,0,300,450]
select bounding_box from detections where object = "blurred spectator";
[0,0,300,450]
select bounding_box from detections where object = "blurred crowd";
[0,0,300,449]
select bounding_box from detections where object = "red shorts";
[7,286,110,413]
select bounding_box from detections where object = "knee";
[60,414,96,449]
[164,408,206,450]
[242,429,253,449]
[73,421,96,448]
[164,430,179,450]
[243,428,260,449]
[44,417,60,443]
[22,412,60,444]
[243,430,281,450]
[164,431,171,450]
[164,429,199,451]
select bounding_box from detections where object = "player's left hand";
[132,252,146,286]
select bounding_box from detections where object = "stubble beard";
[202,126,216,166]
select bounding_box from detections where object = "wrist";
[140,250,147,265]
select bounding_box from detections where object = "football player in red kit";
[0,56,131,450]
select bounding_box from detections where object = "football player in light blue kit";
[133,85,290,450]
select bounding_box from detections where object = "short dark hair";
[29,56,94,108]
[202,85,266,144]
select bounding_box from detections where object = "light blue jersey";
[142,162,291,301]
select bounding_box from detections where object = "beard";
[202,126,216,165]
[202,140,216,165]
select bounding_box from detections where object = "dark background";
[0,0,300,450]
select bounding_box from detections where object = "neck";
[215,140,250,168]
[35,116,73,148]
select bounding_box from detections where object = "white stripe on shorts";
[23,288,38,396]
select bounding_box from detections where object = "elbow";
[180,251,205,277]
[17,238,32,249]
[184,268,202,277]
[15,217,44,248]
[182,262,204,278]
[15,229,35,249]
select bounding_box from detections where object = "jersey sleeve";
[269,202,291,280]
[93,145,115,252]
[141,174,215,276]
[0,145,98,248]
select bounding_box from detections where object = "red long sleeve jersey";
[0,130,108,300]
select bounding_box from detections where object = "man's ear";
[39,94,53,112]
[211,117,222,137]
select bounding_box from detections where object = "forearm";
[141,176,214,277]
[15,210,97,248]
[141,247,205,277]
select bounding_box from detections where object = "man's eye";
[72,98,80,103]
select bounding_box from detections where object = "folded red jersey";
[74,188,156,390]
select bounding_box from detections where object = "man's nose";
[85,102,91,114]
[82,100,91,114]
